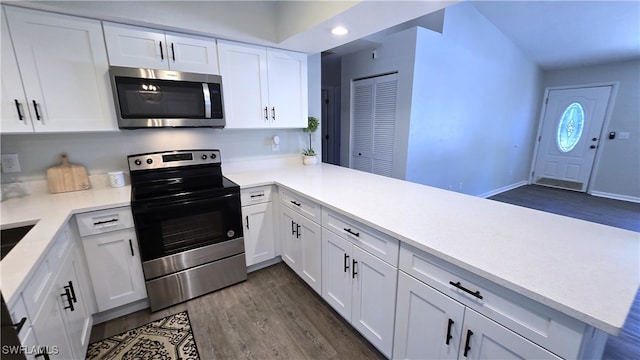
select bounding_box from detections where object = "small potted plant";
[302,116,320,165]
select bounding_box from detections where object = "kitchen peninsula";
[1,163,638,359]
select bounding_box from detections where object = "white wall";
[0,54,322,181]
[340,27,418,177]
[339,3,542,196]
[542,60,640,200]
[405,3,542,196]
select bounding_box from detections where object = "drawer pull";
[93,218,118,226]
[343,253,350,273]
[463,329,473,357]
[445,318,454,345]
[290,200,301,207]
[343,228,360,237]
[449,281,483,300]
[250,193,265,198]
[3,317,27,334]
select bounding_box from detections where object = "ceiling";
[470,0,640,70]
[7,1,639,70]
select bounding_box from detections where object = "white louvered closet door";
[351,74,398,177]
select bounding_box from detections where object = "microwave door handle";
[202,83,212,118]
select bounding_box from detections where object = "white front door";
[532,86,612,191]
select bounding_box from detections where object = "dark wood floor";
[489,184,640,360]
[88,263,385,360]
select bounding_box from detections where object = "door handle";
[343,253,350,273]
[264,107,269,120]
[463,329,473,357]
[129,239,135,256]
[352,259,358,278]
[159,41,164,60]
[291,220,296,235]
[445,318,454,345]
[61,287,75,312]
[32,100,42,121]
[171,43,176,61]
[246,215,250,229]
[296,223,301,238]
[14,100,24,121]
[271,107,276,121]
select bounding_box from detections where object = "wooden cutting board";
[47,154,91,193]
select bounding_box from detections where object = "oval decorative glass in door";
[556,102,585,152]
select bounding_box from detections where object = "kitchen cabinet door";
[280,207,300,271]
[31,283,74,360]
[461,309,561,360]
[1,7,33,133]
[394,271,465,360]
[103,22,219,74]
[266,49,307,128]
[297,213,322,294]
[55,249,92,359]
[217,40,270,129]
[103,22,166,69]
[81,228,147,312]
[351,245,397,357]
[321,228,352,320]
[5,6,117,132]
[242,202,275,266]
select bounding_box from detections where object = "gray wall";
[1,54,322,181]
[542,60,640,200]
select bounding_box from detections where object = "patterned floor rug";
[86,311,199,360]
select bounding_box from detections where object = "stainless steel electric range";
[128,149,246,311]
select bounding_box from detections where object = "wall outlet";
[1,154,21,173]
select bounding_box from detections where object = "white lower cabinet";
[393,271,560,360]
[81,228,147,312]
[241,186,276,267]
[76,207,147,312]
[280,206,321,294]
[322,228,396,357]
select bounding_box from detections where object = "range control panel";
[128,149,221,171]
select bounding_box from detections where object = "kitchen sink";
[1,225,34,260]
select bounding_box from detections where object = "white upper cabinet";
[1,7,32,133]
[2,6,117,133]
[103,22,219,74]
[217,40,308,129]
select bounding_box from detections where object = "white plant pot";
[303,155,318,165]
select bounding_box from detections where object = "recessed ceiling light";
[331,26,348,36]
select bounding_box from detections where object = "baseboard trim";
[478,181,528,198]
[92,298,150,325]
[590,191,640,203]
[247,256,282,273]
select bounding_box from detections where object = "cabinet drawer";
[322,208,399,267]
[76,206,134,236]
[23,229,71,319]
[280,188,321,222]
[241,185,273,205]
[399,243,585,359]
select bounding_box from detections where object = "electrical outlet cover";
[1,154,21,173]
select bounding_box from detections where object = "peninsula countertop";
[1,164,638,336]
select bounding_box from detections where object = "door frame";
[529,82,619,194]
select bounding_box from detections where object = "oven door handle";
[136,193,237,210]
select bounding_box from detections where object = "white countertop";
[1,164,638,336]
[226,164,640,336]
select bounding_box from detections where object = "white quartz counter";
[1,163,638,337]
[226,163,640,336]
[0,184,131,306]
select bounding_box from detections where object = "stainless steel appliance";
[128,149,246,311]
[110,66,225,129]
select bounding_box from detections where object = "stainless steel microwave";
[109,66,225,129]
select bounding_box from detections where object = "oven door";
[132,190,243,279]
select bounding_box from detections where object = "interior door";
[532,86,612,191]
